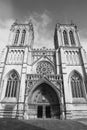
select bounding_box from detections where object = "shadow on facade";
[0,118,46,130]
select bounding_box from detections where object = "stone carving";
[7,49,24,64]
[36,61,54,75]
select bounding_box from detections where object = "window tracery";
[69,30,75,45]
[65,51,80,65]
[14,30,20,45]
[71,71,84,98]
[63,30,69,45]
[5,71,19,97]
[7,50,24,64]
[36,61,54,75]
[21,30,26,45]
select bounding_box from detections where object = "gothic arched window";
[63,30,69,45]
[71,71,84,98]
[69,30,75,45]
[5,71,19,97]
[14,30,20,45]
[21,30,26,45]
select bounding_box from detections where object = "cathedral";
[0,20,87,120]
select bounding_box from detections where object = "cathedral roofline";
[6,45,55,52]
[32,47,55,51]
[55,23,77,29]
[57,46,82,49]
[11,19,33,28]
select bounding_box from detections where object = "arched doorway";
[29,83,60,119]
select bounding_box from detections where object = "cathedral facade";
[0,21,87,119]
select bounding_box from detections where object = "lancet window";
[14,30,20,45]
[63,30,69,45]
[69,30,75,45]
[71,71,84,98]
[5,71,19,97]
[21,30,26,45]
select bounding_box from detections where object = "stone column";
[0,47,8,94]
[18,47,28,119]
[60,82,66,120]
[60,95,65,120]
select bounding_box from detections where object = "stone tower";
[54,23,87,119]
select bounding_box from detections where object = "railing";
[27,74,62,81]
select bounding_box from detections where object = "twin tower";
[0,20,87,119]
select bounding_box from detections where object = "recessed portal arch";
[28,81,61,119]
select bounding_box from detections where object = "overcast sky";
[0,0,87,50]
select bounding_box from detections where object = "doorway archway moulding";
[28,77,61,104]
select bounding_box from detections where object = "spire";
[70,20,74,25]
[10,19,18,31]
[70,20,77,29]
[28,19,34,30]
[28,19,34,49]
[13,19,18,26]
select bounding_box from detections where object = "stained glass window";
[36,61,54,75]
[5,71,19,97]
[71,72,84,98]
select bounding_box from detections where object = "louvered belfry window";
[21,30,26,45]
[69,30,75,45]
[63,30,69,45]
[14,30,20,44]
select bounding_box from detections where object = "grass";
[0,118,87,130]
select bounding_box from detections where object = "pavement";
[0,118,87,130]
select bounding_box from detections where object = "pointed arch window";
[71,71,84,98]
[14,30,20,45]
[69,30,75,45]
[5,71,19,97]
[21,30,26,45]
[63,30,69,45]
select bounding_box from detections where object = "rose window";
[36,61,54,75]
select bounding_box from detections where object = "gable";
[32,54,55,66]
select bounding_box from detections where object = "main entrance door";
[37,105,51,118]
[37,106,43,118]
[31,83,60,119]
[46,106,51,118]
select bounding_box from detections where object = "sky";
[0,0,87,50]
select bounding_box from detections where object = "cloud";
[0,12,54,53]
[79,30,87,51]
[80,39,87,51]
[0,0,14,51]
[0,0,13,20]
[0,19,14,50]
[27,12,54,48]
